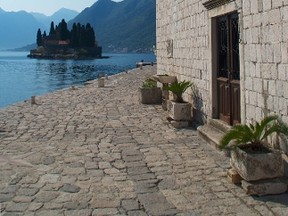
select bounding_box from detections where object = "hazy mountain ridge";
[0,10,44,49]
[0,0,156,52]
[0,8,78,50]
[31,8,79,30]
[70,0,156,53]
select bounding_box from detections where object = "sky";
[0,0,123,16]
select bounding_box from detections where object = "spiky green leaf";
[219,115,288,151]
[163,80,193,102]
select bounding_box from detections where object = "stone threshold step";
[197,119,231,150]
[197,124,224,149]
[208,118,231,133]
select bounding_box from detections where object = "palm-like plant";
[163,80,193,103]
[219,115,288,151]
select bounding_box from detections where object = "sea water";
[0,51,156,108]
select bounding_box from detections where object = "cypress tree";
[76,23,82,47]
[37,20,98,50]
[54,25,60,39]
[70,23,78,47]
[49,21,55,36]
[36,28,42,47]
[59,19,69,40]
[85,23,95,47]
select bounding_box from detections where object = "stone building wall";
[242,1,288,123]
[156,0,288,124]
[156,0,210,123]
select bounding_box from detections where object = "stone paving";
[0,65,288,216]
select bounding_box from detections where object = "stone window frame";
[203,0,234,10]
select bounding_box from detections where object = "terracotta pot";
[230,147,284,181]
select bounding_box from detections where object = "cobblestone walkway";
[1,66,288,215]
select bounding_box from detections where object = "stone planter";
[167,100,191,121]
[139,87,162,104]
[231,147,284,181]
[152,75,176,84]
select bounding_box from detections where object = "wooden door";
[217,13,240,125]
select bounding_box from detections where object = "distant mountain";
[0,8,78,50]
[0,10,45,49]
[11,43,37,52]
[69,0,156,53]
[31,8,79,30]
[0,0,156,52]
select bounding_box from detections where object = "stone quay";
[1,65,288,215]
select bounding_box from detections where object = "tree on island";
[36,29,42,47]
[37,19,97,48]
[30,19,102,59]
[58,19,70,40]
[49,21,55,36]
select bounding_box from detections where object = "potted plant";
[219,115,288,181]
[163,80,193,121]
[139,78,162,104]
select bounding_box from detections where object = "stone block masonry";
[157,0,211,124]
[242,2,288,124]
[157,0,288,126]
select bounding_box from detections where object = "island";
[28,19,102,59]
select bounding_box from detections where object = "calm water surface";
[0,52,156,108]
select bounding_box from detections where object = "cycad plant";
[163,80,193,103]
[219,115,288,151]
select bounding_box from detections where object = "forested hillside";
[70,0,156,53]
